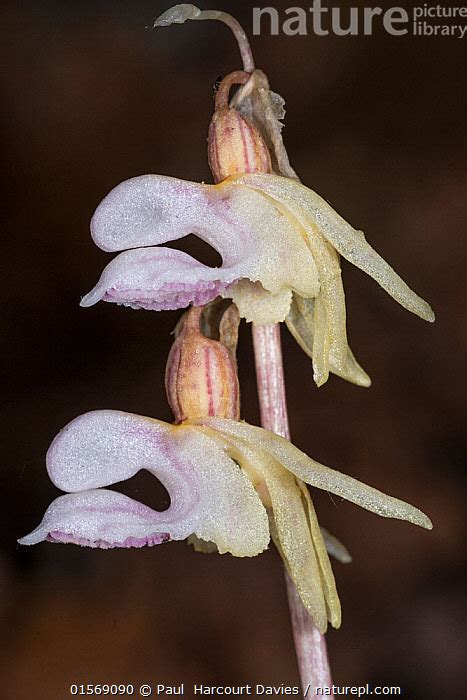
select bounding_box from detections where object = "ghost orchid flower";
[80,66,434,387]
[19,305,431,633]
[18,408,431,633]
[79,170,320,325]
[80,162,434,368]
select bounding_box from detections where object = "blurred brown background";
[2,1,466,698]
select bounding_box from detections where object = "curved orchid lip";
[19,490,172,549]
[19,410,270,557]
[80,247,235,311]
[81,174,319,324]
[81,170,434,379]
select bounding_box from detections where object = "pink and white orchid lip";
[81,174,319,324]
[19,410,270,556]
[20,490,172,549]
[80,247,235,310]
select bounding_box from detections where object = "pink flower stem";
[252,323,334,698]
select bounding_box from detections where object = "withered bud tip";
[154,4,200,27]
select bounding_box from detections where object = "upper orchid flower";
[19,305,431,634]
[79,168,321,326]
[80,62,434,388]
[81,106,434,385]
[80,162,434,378]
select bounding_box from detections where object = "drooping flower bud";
[165,304,240,423]
[208,71,272,183]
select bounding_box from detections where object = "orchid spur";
[19,305,431,634]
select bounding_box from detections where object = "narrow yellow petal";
[263,466,329,633]
[232,173,435,323]
[311,294,331,387]
[285,294,371,387]
[343,347,372,388]
[297,480,342,628]
[196,419,433,530]
[194,424,329,632]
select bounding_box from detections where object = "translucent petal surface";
[198,426,330,631]
[232,173,435,323]
[228,280,293,324]
[297,480,341,628]
[196,419,433,530]
[311,294,331,387]
[23,411,270,556]
[237,176,348,372]
[286,294,371,387]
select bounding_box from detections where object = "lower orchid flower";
[18,407,432,633]
[19,306,432,634]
